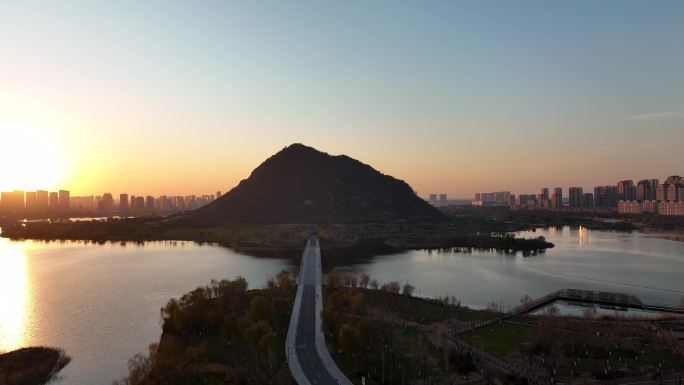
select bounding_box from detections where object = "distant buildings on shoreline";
[472,175,684,216]
[0,189,223,219]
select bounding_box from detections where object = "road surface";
[286,236,353,385]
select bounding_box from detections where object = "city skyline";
[2,1,683,197]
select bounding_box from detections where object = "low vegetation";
[114,270,684,385]
[0,347,71,385]
[321,268,492,385]
[113,272,296,385]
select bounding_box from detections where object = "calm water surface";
[0,237,292,385]
[340,226,684,308]
[0,226,682,384]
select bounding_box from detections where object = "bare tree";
[369,279,379,290]
[359,273,370,289]
[520,294,533,306]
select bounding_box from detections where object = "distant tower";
[119,193,129,213]
[36,190,49,211]
[49,192,59,210]
[569,187,583,208]
[429,194,437,205]
[552,187,563,209]
[58,190,70,212]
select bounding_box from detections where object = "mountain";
[180,144,444,225]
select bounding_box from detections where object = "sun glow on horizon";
[0,121,69,192]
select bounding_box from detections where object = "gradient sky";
[1,1,682,198]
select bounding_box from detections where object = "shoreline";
[638,228,684,242]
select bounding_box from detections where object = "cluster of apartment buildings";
[0,189,223,218]
[472,175,684,216]
[616,176,684,216]
[428,193,449,207]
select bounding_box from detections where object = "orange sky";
[1,2,683,198]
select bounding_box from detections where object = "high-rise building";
[617,180,635,201]
[551,187,562,209]
[102,193,113,213]
[439,194,447,203]
[636,179,657,201]
[36,190,49,211]
[0,190,25,214]
[145,196,154,211]
[135,196,145,210]
[518,194,530,206]
[541,188,549,200]
[216,191,222,198]
[569,187,583,208]
[647,179,659,200]
[667,183,683,201]
[429,194,437,205]
[25,191,37,212]
[130,195,137,210]
[71,196,96,211]
[594,186,618,208]
[656,184,668,201]
[49,192,59,210]
[119,193,129,213]
[58,190,70,212]
[581,192,594,208]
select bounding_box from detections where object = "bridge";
[286,236,353,385]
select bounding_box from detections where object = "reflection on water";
[0,235,292,385]
[0,241,31,352]
[341,226,684,309]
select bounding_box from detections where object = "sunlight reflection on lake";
[0,241,31,351]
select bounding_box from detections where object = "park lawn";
[363,290,492,325]
[465,324,532,358]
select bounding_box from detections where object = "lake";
[0,226,683,384]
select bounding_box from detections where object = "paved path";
[286,236,353,385]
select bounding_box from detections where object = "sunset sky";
[1,1,683,198]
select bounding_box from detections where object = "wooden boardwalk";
[510,289,684,315]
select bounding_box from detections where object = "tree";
[359,273,370,289]
[325,267,345,289]
[349,292,364,313]
[245,320,273,346]
[276,270,293,291]
[338,323,361,353]
[248,296,272,322]
[582,305,597,319]
[520,294,533,306]
[272,297,290,320]
[369,279,379,291]
[402,282,415,297]
[321,303,340,334]
[381,281,401,294]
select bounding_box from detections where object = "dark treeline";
[0,347,71,385]
[1,218,554,256]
